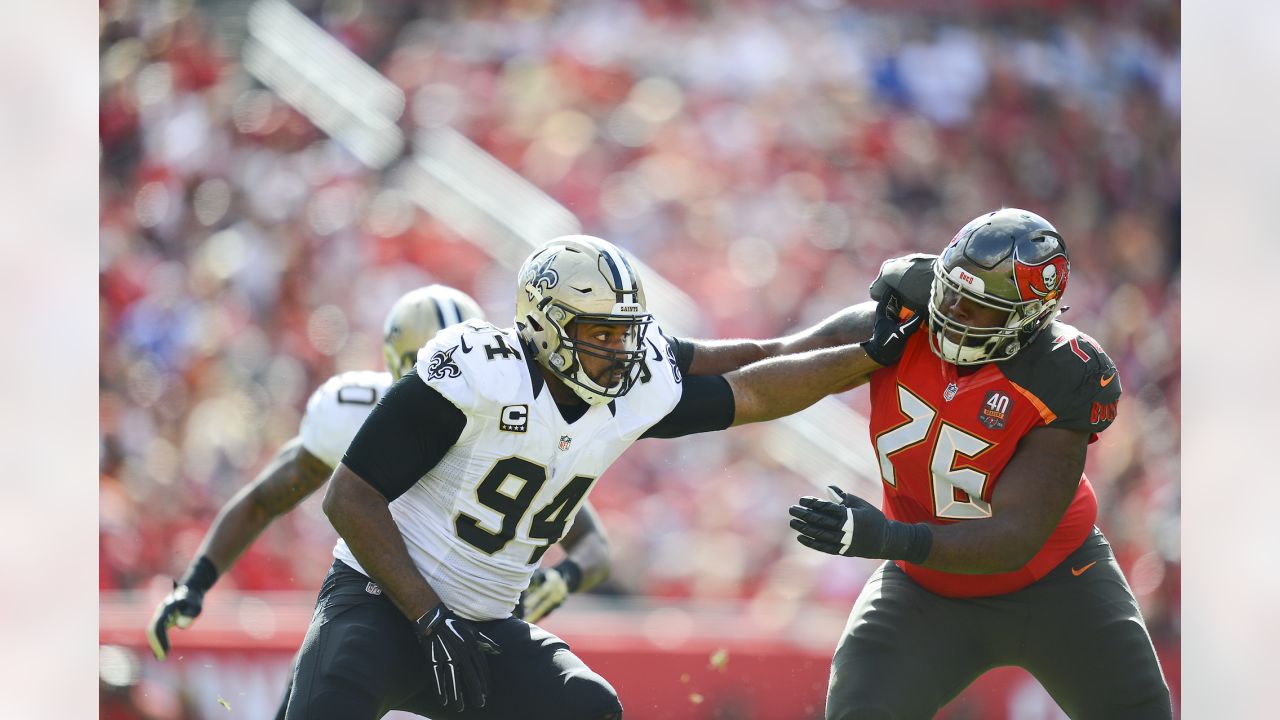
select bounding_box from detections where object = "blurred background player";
[789,209,1172,718]
[147,284,612,714]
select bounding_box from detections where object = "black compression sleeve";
[641,375,735,439]
[666,335,695,375]
[340,371,466,501]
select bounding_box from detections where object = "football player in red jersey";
[788,209,1172,719]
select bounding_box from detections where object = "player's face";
[570,320,637,386]
[936,287,1007,344]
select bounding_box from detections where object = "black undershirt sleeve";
[641,375,736,439]
[665,335,695,375]
[340,370,467,501]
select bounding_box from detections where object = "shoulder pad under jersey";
[413,321,529,414]
[613,322,685,437]
[869,253,936,312]
[299,370,394,467]
[999,322,1122,434]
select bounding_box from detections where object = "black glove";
[861,291,924,366]
[415,603,501,712]
[789,486,932,564]
[146,555,218,660]
[515,560,583,624]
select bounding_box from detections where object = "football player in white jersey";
[285,235,924,720]
[147,284,612,715]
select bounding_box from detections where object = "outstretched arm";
[147,437,333,660]
[682,302,877,376]
[725,343,884,426]
[641,296,921,439]
[728,300,923,425]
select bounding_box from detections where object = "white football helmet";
[928,208,1070,365]
[515,235,652,405]
[382,285,486,379]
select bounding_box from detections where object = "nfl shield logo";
[943,383,959,402]
[558,435,572,451]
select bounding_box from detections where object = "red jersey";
[867,254,1121,597]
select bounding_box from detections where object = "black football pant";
[283,560,622,720]
[826,527,1172,719]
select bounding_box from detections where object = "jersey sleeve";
[641,375,735,438]
[340,373,467,501]
[869,253,937,312]
[299,371,391,468]
[412,321,528,417]
[1003,323,1123,436]
[612,321,686,439]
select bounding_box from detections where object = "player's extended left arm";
[678,301,878,376]
[726,298,923,425]
[517,501,610,623]
[789,427,1088,572]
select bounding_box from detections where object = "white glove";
[517,566,572,623]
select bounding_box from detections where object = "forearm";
[195,490,273,574]
[195,439,331,574]
[916,519,1038,574]
[728,343,882,425]
[918,428,1087,574]
[684,338,777,376]
[324,467,440,620]
[684,303,876,376]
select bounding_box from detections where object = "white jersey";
[333,320,684,620]
[299,370,394,468]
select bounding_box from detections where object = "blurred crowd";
[100,0,1180,692]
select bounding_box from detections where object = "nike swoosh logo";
[1071,561,1097,576]
[570,285,593,294]
[459,336,472,353]
[1099,372,1116,387]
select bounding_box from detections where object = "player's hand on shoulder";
[861,291,924,366]
[146,582,206,661]
[415,603,502,712]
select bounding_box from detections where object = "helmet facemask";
[544,304,651,403]
[926,209,1069,366]
[516,236,653,405]
[928,262,1049,365]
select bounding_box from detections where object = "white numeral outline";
[875,386,934,487]
[875,384,994,520]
